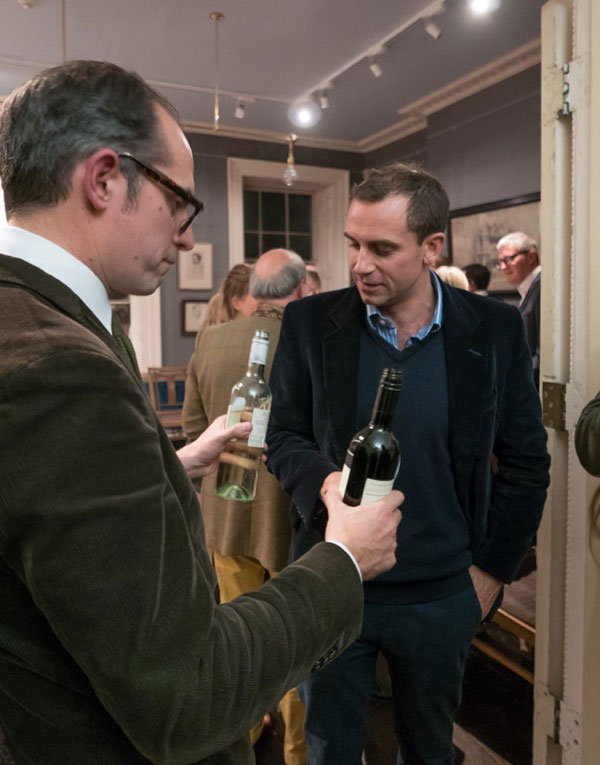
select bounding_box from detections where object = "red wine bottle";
[338,368,402,507]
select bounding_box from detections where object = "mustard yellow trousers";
[213,551,307,765]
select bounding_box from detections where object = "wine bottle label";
[226,397,245,427]
[249,338,269,365]
[247,407,270,448]
[338,463,397,506]
[360,478,395,505]
[338,463,351,499]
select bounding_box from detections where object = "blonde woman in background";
[200,263,257,329]
[435,264,469,290]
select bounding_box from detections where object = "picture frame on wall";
[178,242,213,290]
[181,300,208,336]
[447,193,540,294]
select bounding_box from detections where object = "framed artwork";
[181,300,208,336]
[447,193,540,294]
[178,242,213,290]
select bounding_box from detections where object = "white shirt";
[517,264,541,306]
[0,225,113,334]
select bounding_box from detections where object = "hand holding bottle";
[177,415,253,479]
[322,471,404,581]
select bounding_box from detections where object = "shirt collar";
[517,264,541,302]
[366,270,444,347]
[0,225,113,334]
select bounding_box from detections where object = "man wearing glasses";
[0,61,403,764]
[495,231,541,387]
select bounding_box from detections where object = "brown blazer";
[0,255,363,764]
[183,311,292,571]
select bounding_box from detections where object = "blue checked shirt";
[366,271,444,349]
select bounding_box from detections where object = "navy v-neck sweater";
[357,322,472,604]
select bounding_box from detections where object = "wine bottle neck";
[370,385,400,428]
[246,362,266,377]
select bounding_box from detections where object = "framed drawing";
[447,193,540,294]
[181,300,208,336]
[178,242,213,290]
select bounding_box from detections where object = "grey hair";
[496,231,539,257]
[250,250,307,299]
[0,60,177,216]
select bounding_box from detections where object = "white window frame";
[227,158,350,292]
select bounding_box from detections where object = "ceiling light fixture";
[209,11,224,131]
[469,0,501,15]
[319,91,330,110]
[368,57,383,78]
[16,0,36,8]
[234,100,245,119]
[424,19,442,39]
[283,133,298,187]
[287,98,321,128]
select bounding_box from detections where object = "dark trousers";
[299,585,482,765]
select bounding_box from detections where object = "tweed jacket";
[0,254,363,765]
[267,283,550,584]
[182,311,292,571]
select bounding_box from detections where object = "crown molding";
[181,120,361,153]
[357,38,541,153]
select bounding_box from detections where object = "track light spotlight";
[288,98,321,128]
[319,91,330,109]
[424,19,442,39]
[368,58,383,78]
[234,101,245,119]
[469,0,500,14]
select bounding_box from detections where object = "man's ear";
[81,149,122,211]
[297,279,309,298]
[422,232,446,267]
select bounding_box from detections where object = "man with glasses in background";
[0,60,403,765]
[495,231,541,387]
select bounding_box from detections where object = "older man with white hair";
[496,231,541,386]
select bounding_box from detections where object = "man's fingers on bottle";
[228,422,252,437]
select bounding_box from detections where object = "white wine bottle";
[338,368,402,506]
[215,330,271,502]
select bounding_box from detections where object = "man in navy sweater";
[266,163,550,765]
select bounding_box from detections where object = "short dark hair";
[463,263,491,290]
[0,60,178,216]
[350,162,449,244]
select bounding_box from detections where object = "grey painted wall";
[362,66,540,212]
[428,66,541,210]
[161,65,541,365]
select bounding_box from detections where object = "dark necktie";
[111,311,142,380]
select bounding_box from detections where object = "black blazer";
[267,282,550,583]
[519,271,541,387]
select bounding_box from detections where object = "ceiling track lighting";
[234,100,245,119]
[209,11,224,131]
[283,133,298,187]
[368,57,383,78]
[424,19,442,39]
